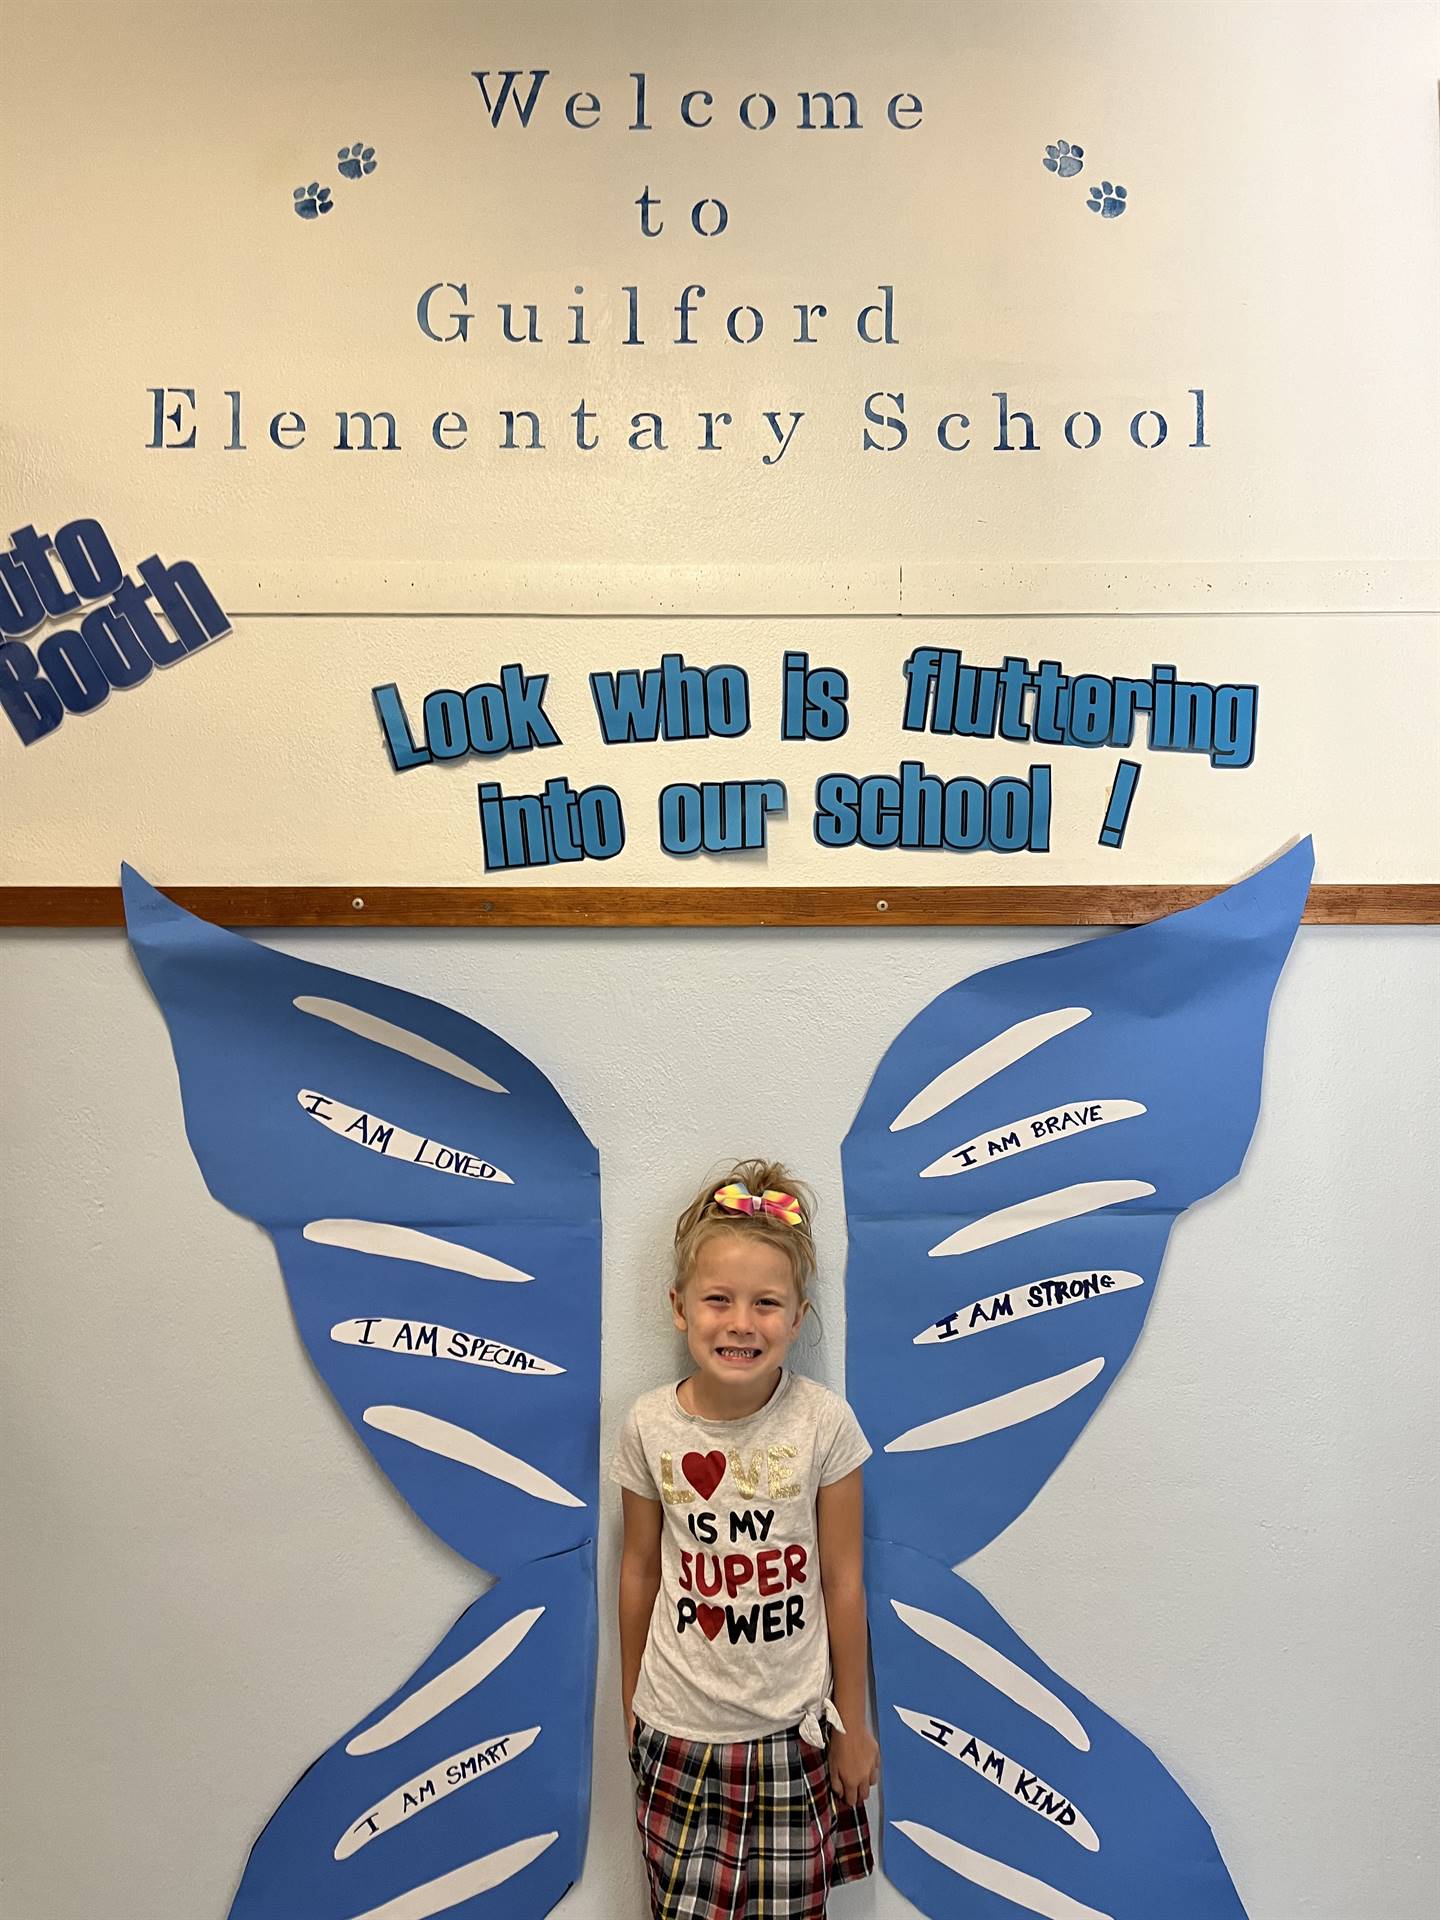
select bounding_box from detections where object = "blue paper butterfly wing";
[844,843,1312,1920]
[123,868,600,1918]
[871,1540,1248,1920]
[227,1551,596,1920]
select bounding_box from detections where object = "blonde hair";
[672,1159,818,1304]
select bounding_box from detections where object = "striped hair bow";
[713,1182,803,1227]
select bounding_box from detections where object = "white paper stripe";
[331,1319,563,1375]
[346,1607,544,1755]
[928,1180,1154,1258]
[890,1601,1090,1750]
[294,995,509,1094]
[363,1406,585,1508]
[298,1092,513,1184]
[914,1271,1144,1344]
[340,1832,557,1920]
[886,1358,1104,1453]
[890,1009,1091,1131]
[304,1219,532,1283]
[893,1821,1113,1920]
[336,1726,540,1858]
[894,1707,1099,1850]
[921,1101,1146,1177]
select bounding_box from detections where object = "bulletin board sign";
[2,0,1437,924]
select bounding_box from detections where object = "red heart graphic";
[697,1605,725,1641]
[682,1450,727,1500]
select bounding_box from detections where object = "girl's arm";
[618,1486,663,1739]
[817,1466,880,1805]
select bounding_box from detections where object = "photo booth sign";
[1,0,1436,917]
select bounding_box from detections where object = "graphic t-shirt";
[610,1370,872,1742]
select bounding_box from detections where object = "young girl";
[611,1160,879,1919]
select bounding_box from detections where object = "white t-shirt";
[610,1369,872,1742]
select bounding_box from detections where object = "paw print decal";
[1043,139,1084,178]
[337,142,377,181]
[1087,180,1128,218]
[292,182,333,220]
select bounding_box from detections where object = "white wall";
[1,921,1434,1919]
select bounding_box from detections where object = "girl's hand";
[828,1724,879,1806]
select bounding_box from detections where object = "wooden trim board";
[1,884,1434,928]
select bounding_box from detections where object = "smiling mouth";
[716,1347,761,1363]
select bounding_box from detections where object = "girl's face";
[671,1232,807,1392]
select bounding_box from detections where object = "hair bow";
[713,1183,802,1227]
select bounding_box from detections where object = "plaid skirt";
[630,1716,873,1919]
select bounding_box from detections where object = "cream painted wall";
[1,923,1435,1919]
[7,2,1437,578]
[3,1,1438,888]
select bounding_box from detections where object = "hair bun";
[673,1157,818,1300]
